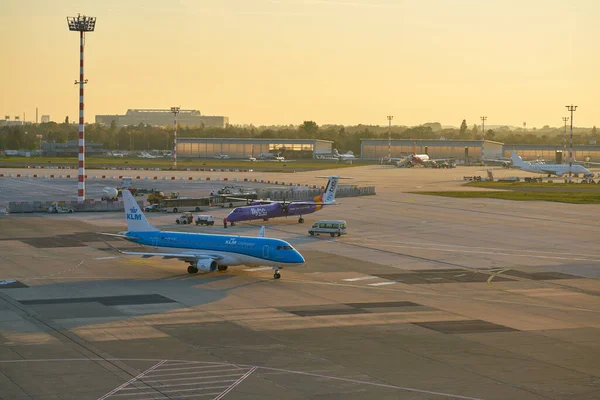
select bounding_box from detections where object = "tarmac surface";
[0,165,599,399]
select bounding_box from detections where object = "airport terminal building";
[360,139,504,161]
[176,138,334,159]
[95,109,228,128]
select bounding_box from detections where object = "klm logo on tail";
[127,207,142,221]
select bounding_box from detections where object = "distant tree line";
[0,120,598,154]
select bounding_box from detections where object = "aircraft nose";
[294,251,305,264]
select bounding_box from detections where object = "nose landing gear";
[273,266,281,279]
[298,217,304,223]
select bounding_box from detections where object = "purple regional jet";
[226,176,342,224]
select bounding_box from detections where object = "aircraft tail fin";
[510,151,525,167]
[122,189,159,232]
[258,226,265,237]
[322,176,340,204]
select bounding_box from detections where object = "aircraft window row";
[159,237,255,248]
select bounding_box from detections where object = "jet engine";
[196,259,218,272]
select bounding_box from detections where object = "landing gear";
[298,217,304,223]
[187,265,199,274]
[273,266,281,279]
[218,265,228,271]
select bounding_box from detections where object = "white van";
[309,220,347,237]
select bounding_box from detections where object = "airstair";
[395,157,412,168]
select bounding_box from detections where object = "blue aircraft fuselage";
[124,230,305,266]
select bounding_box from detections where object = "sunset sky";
[1,0,599,128]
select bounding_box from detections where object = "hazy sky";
[1,0,599,128]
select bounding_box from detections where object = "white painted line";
[145,368,243,378]
[98,359,166,400]
[94,256,119,260]
[243,267,272,271]
[214,367,257,400]
[142,373,246,384]
[111,385,230,396]
[368,281,397,286]
[121,379,237,390]
[342,276,378,282]
[149,364,237,372]
[136,393,220,400]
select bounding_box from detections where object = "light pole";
[171,106,180,169]
[387,115,393,161]
[480,116,487,162]
[67,14,96,203]
[562,116,569,164]
[565,105,577,182]
[36,134,43,157]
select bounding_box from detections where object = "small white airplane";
[215,154,230,160]
[510,151,594,177]
[334,149,355,161]
[138,151,157,159]
[111,152,124,158]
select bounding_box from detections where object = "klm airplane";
[102,190,305,279]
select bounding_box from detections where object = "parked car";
[144,204,166,212]
[195,215,215,226]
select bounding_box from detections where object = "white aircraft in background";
[138,151,157,159]
[334,149,355,161]
[215,154,230,160]
[510,151,594,177]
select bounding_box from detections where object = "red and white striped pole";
[67,14,95,203]
[77,30,86,202]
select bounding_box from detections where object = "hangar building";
[360,139,504,161]
[176,138,334,159]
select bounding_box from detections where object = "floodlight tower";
[67,14,96,203]
[562,116,569,164]
[171,107,180,168]
[565,105,577,182]
[480,116,487,161]
[387,115,393,161]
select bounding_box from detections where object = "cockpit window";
[283,246,293,250]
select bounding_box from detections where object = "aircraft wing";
[97,232,141,241]
[573,160,600,166]
[538,168,558,175]
[121,250,223,261]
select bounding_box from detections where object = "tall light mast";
[67,14,96,203]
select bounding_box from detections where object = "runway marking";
[368,281,397,286]
[243,267,272,271]
[487,269,511,290]
[344,240,600,262]
[0,358,483,400]
[349,238,600,259]
[280,277,600,313]
[145,368,243,378]
[94,256,119,260]
[98,359,166,399]
[120,378,237,390]
[213,366,257,400]
[343,276,378,282]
